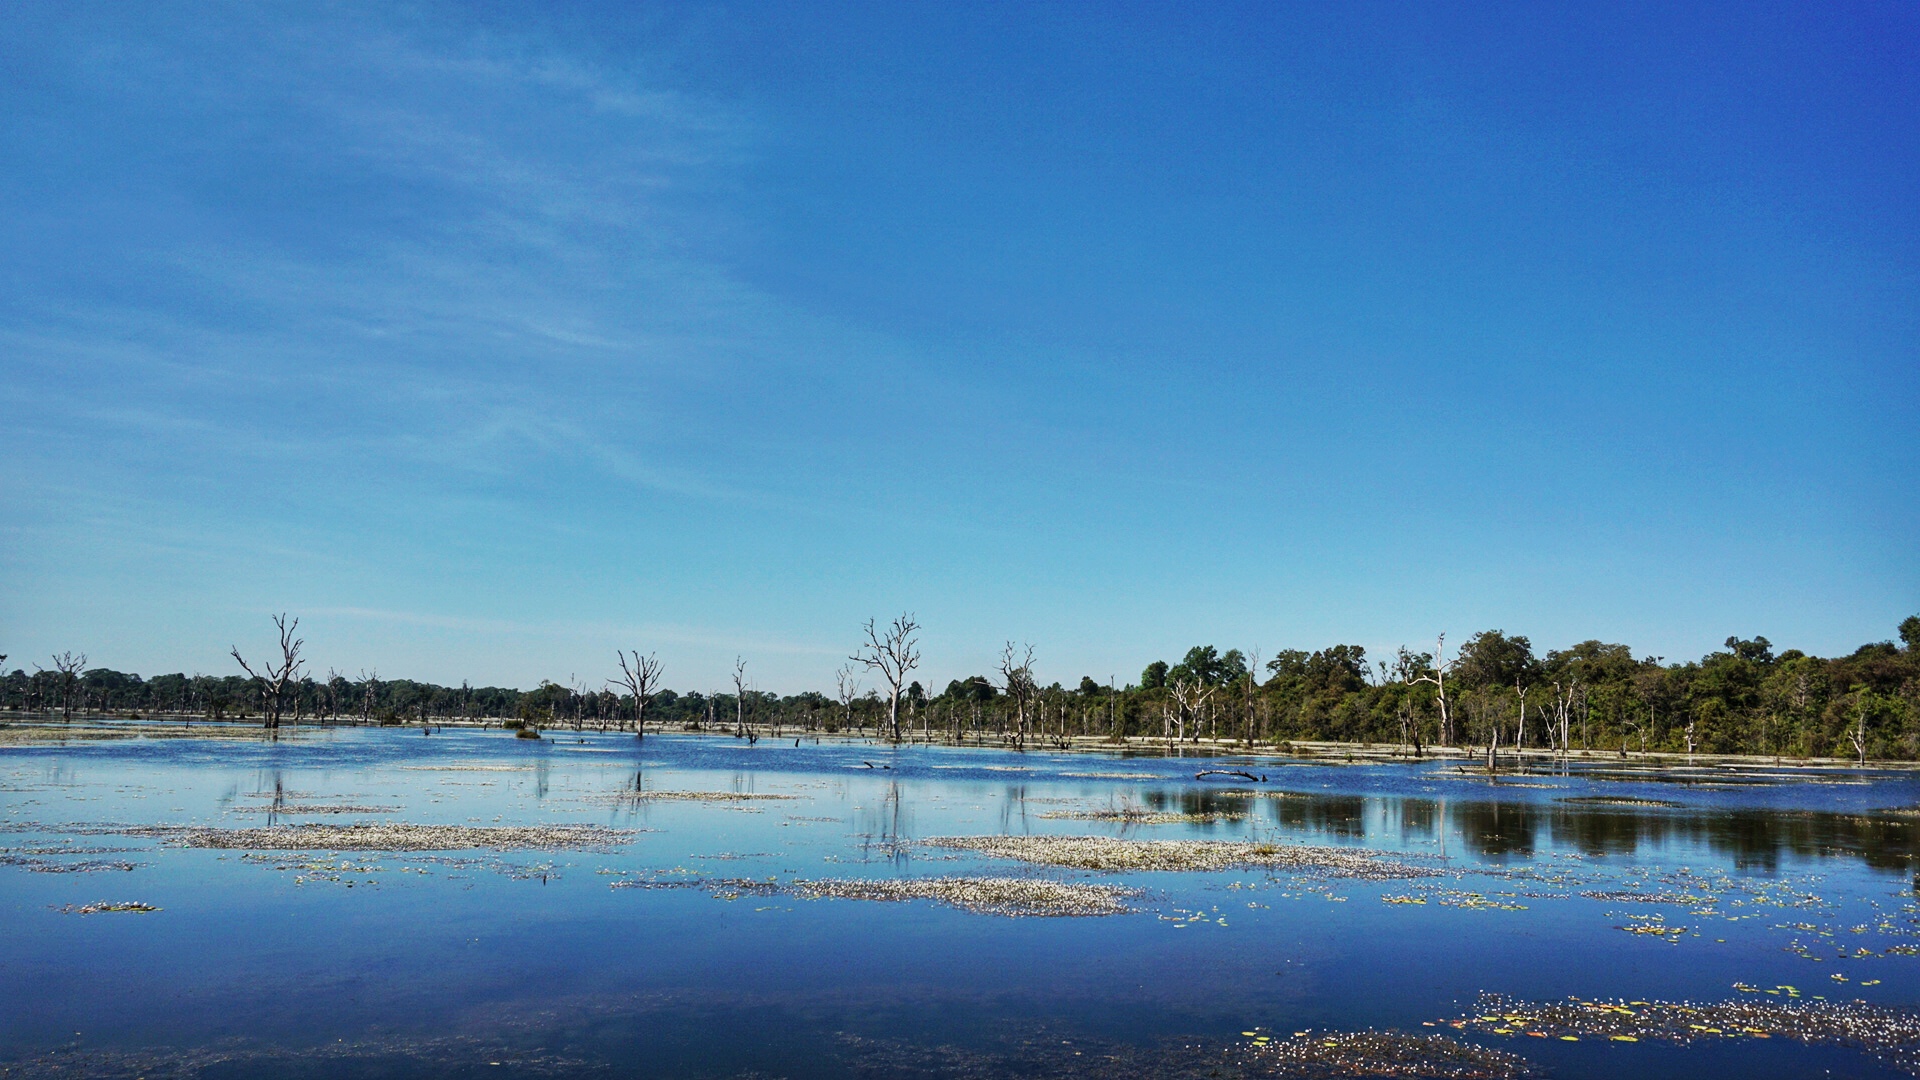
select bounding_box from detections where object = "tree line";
[5,614,1918,762]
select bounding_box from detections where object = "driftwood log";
[1195,769,1265,782]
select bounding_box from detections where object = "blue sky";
[3,2,1914,691]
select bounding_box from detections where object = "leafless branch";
[852,613,920,742]
[611,650,663,738]
[231,614,303,730]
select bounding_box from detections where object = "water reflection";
[1209,789,1920,873]
[856,781,912,864]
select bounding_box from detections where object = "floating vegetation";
[126,823,634,851]
[1060,771,1161,779]
[56,900,159,914]
[1037,808,1246,824]
[1381,887,1529,911]
[0,722,274,746]
[1158,904,1232,928]
[1,855,140,873]
[924,835,1433,879]
[1456,992,1920,1073]
[1248,1029,1534,1078]
[837,1023,1532,1079]
[227,803,401,815]
[1582,888,1711,905]
[795,876,1138,917]
[1557,796,1686,808]
[1615,913,1689,941]
[608,872,766,895]
[593,790,796,803]
[610,871,1135,916]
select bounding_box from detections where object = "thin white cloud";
[305,606,842,658]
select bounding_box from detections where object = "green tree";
[1454,630,1538,690]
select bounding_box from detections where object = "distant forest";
[6,616,1919,762]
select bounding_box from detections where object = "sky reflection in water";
[4,727,1920,1079]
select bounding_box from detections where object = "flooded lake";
[7,725,1920,1078]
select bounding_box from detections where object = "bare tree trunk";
[1410,635,1456,751]
[732,656,749,738]
[613,650,663,740]
[853,615,921,743]
[997,642,1036,749]
[231,615,303,730]
[1514,680,1529,761]
[47,652,87,722]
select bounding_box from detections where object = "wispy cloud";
[305,606,841,658]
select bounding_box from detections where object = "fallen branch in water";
[1195,769,1265,782]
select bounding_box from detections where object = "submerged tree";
[999,642,1037,747]
[612,650,663,739]
[835,665,861,732]
[46,651,86,720]
[853,613,921,742]
[230,614,304,730]
[732,656,750,738]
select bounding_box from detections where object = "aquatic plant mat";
[1246,1030,1532,1078]
[1,854,140,872]
[611,873,1137,916]
[835,1026,1535,1079]
[123,823,635,851]
[795,876,1138,916]
[0,721,282,745]
[590,789,797,802]
[8,979,1920,1080]
[925,835,1434,879]
[1454,992,1920,1072]
[225,803,401,815]
[54,900,160,914]
[0,1015,1531,1080]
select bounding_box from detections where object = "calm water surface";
[6,726,1920,1077]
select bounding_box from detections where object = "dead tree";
[1244,647,1262,745]
[835,665,860,733]
[732,656,750,738]
[612,650,663,739]
[1850,695,1871,766]
[1514,677,1531,757]
[1408,634,1458,749]
[1550,680,1578,758]
[46,651,87,720]
[1168,676,1217,745]
[852,613,921,743]
[1389,647,1426,756]
[998,641,1037,748]
[231,614,304,730]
